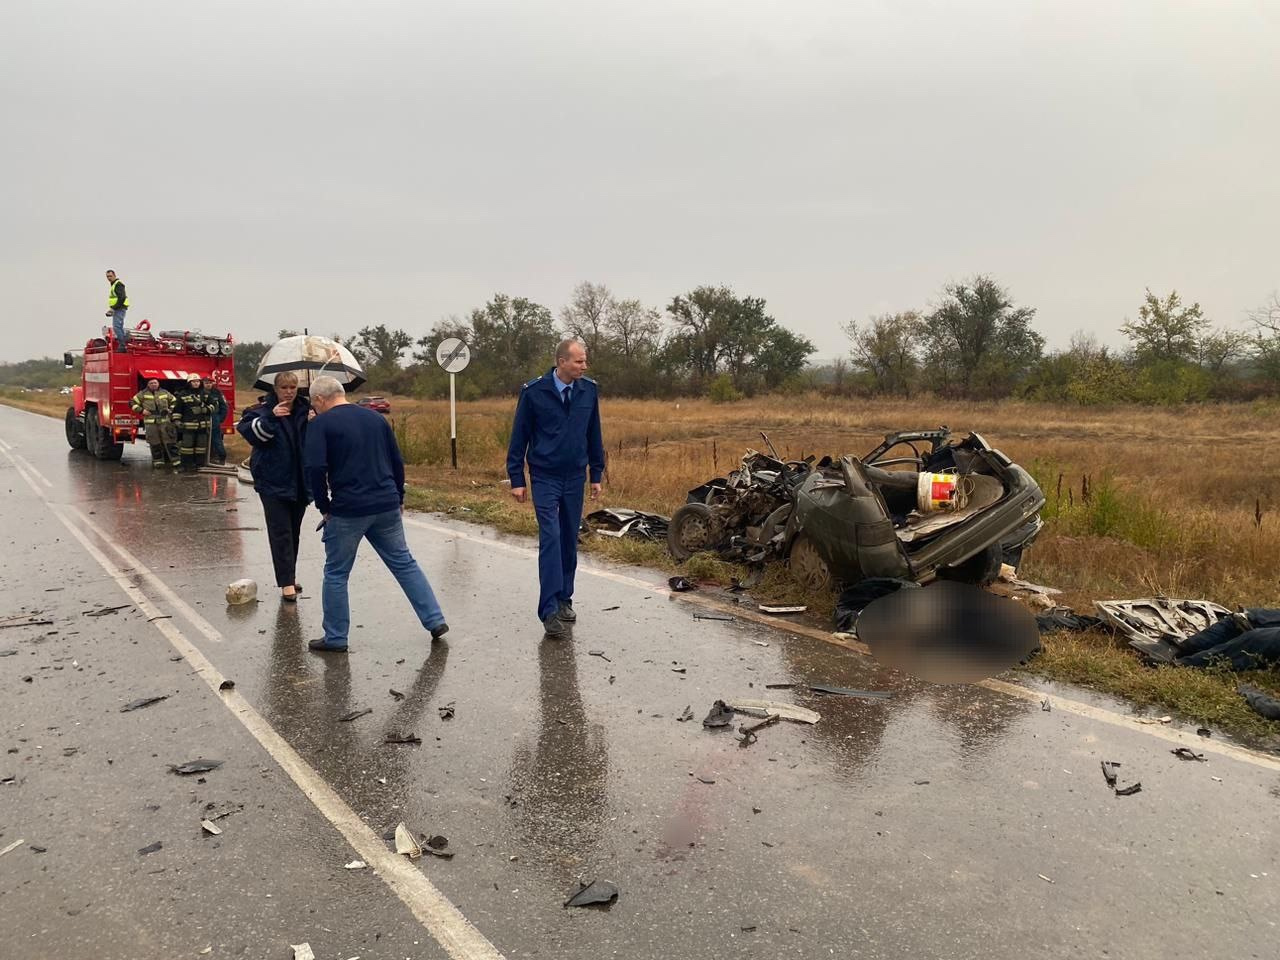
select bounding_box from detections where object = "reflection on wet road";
[3,405,1279,960]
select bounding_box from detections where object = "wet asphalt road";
[1,403,1278,960]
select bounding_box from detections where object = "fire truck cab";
[64,320,236,460]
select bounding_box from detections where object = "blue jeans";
[530,472,586,622]
[111,308,128,351]
[321,508,444,648]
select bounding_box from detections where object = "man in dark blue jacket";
[304,375,448,653]
[506,339,606,636]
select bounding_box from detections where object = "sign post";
[434,338,471,469]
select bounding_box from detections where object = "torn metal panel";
[1095,598,1233,658]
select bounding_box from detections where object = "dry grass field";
[7,386,1279,740]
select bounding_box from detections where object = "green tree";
[843,312,923,395]
[919,276,1044,397]
[350,324,413,372]
[1249,293,1280,382]
[232,341,271,391]
[1120,289,1207,364]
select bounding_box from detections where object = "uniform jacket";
[130,388,178,424]
[205,386,228,429]
[237,392,312,502]
[506,370,605,488]
[175,387,214,428]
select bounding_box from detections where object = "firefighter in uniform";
[175,374,214,471]
[105,269,130,353]
[202,376,228,465]
[129,378,180,468]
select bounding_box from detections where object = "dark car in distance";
[356,396,391,414]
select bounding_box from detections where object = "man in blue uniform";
[506,339,605,637]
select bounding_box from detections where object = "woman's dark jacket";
[236,392,312,502]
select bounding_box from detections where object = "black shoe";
[557,602,576,622]
[308,637,348,654]
[542,615,566,637]
[430,623,449,642]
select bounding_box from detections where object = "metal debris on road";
[344,860,367,870]
[291,944,316,960]
[693,613,734,622]
[1038,874,1055,884]
[0,649,17,657]
[120,696,168,712]
[169,759,223,776]
[588,649,612,662]
[218,679,235,691]
[389,688,405,701]
[564,879,620,908]
[692,772,717,784]
[676,705,695,722]
[84,605,132,617]
[758,605,806,614]
[726,699,820,724]
[1,616,54,629]
[751,640,769,647]
[668,576,695,592]
[339,708,373,722]
[438,702,456,721]
[1100,761,1121,788]
[394,822,422,859]
[423,835,453,859]
[0,839,24,857]
[383,732,422,745]
[602,605,621,612]
[702,700,736,728]
[1171,747,1208,762]
[671,666,687,674]
[137,841,163,856]
[807,684,893,700]
[1114,783,1143,796]
[200,820,222,836]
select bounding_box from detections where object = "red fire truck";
[64,319,236,460]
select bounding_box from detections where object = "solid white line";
[0,446,507,960]
[14,452,54,488]
[406,515,1280,772]
[0,437,12,451]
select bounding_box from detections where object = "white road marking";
[14,452,53,488]
[0,442,507,960]
[407,515,1280,772]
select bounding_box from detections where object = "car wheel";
[667,503,721,562]
[788,532,832,592]
[936,542,1003,586]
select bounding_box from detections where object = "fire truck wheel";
[65,406,87,450]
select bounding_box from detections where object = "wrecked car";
[668,428,1045,592]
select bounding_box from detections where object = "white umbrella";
[253,335,366,392]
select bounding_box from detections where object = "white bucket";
[916,473,972,513]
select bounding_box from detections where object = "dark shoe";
[542,615,566,637]
[430,623,449,642]
[294,583,303,592]
[282,591,298,604]
[308,637,348,654]
[557,601,576,622]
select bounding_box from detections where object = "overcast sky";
[3,0,1276,364]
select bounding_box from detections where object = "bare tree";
[605,297,663,358]
[843,312,923,395]
[560,282,612,354]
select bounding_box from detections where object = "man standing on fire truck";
[105,269,129,353]
[175,374,214,472]
[130,378,180,468]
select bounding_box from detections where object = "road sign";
[434,338,470,469]
[436,338,471,374]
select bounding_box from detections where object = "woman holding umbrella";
[237,371,313,602]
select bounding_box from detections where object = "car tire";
[667,503,721,562]
[936,542,1003,586]
[787,532,832,592]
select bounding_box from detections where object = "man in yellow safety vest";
[105,269,130,353]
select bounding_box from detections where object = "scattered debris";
[693,613,734,622]
[1094,598,1232,663]
[1038,874,1056,884]
[702,700,736,728]
[344,860,367,870]
[1035,607,1105,635]
[585,508,669,542]
[224,579,258,605]
[438,702,456,721]
[751,640,769,647]
[394,823,423,859]
[602,605,620,612]
[726,699,820,725]
[218,679,235,691]
[29,844,46,853]
[1041,698,1051,712]
[807,684,892,700]
[291,944,316,960]
[759,605,807,615]
[0,649,17,657]
[1,616,54,629]
[339,708,373,722]
[1114,783,1143,797]
[1197,727,1212,738]
[692,772,717,784]
[0,839,24,858]
[200,820,223,836]
[1100,761,1120,788]
[84,604,132,618]
[384,732,422,745]
[737,714,781,745]
[120,696,168,712]
[671,666,687,674]
[169,760,223,776]
[1136,716,1173,725]
[1170,748,1207,762]
[389,688,405,701]
[423,835,453,859]
[765,683,794,690]
[1212,776,1223,782]
[564,879,619,908]
[137,841,163,856]
[588,650,612,662]
[667,576,696,592]
[676,705,695,723]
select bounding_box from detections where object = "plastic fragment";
[702,700,735,728]
[339,708,373,722]
[394,823,422,859]
[344,860,367,870]
[200,820,223,836]
[564,879,619,908]
[169,759,223,776]
[121,696,168,712]
[291,945,316,960]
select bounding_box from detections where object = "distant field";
[7,386,1279,740]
